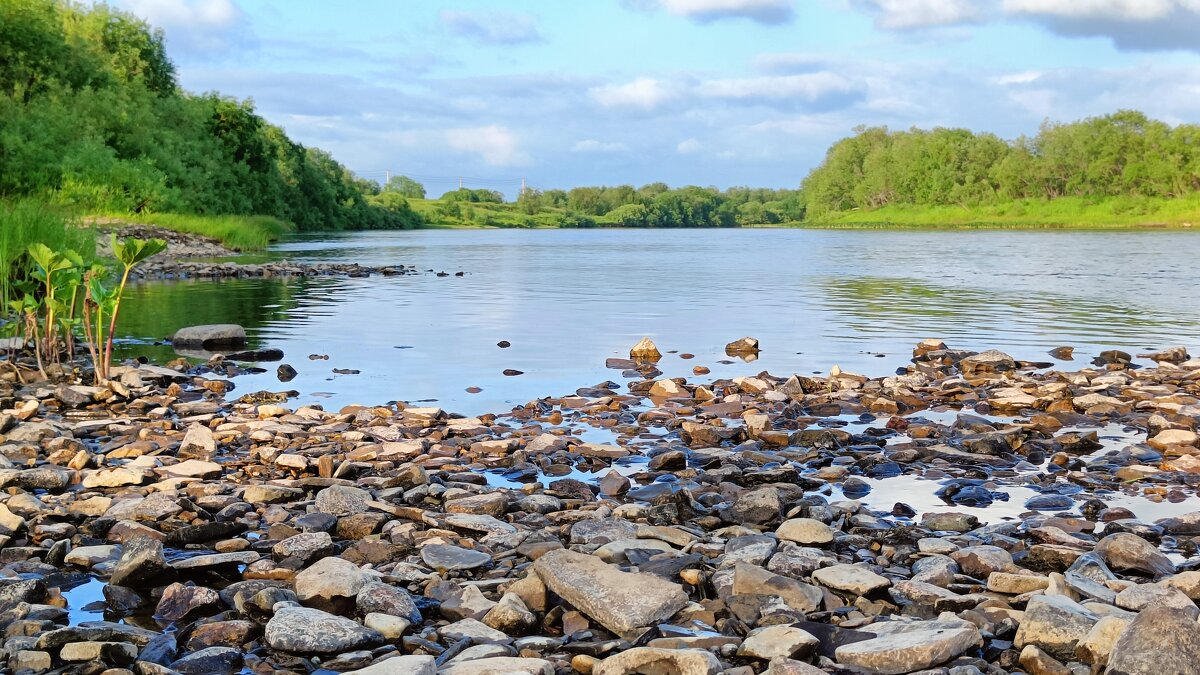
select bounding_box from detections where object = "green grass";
[1,199,96,309]
[115,213,295,250]
[796,194,1200,229]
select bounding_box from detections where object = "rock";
[110,536,175,587]
[1105,606,1200,675]
[155,582,220,621]
[277,364,297,381]
[1019,645,1071,675]
[737,625,820,660]
[726,336,760,354]
[922,512,979,533]
[172,324,246,348]
[439,618,511,643]
[834,620,983,675]
[723,486,782,525]
[1095,532,1174,577]
[987,572,1050,594]
[243,484,305,504]
[264,606,383,654]
[1014,594,1099,662]
[0,503,25,536]
[363,613,411,640]
[294,556,370,612]
[357,582,421,624]
[273,531,334,562]
[313,485,371,516]
[82,466,151,488]
[532,549,689,634]
[482,593,536,633]
[630,337,661,361]
[812,563,891,595]
[776,518,835,545]
[171,646,243,674]
[178,423,216,459]
[1076,615,1130,668]
[594,648,722,675]
[765,659,826,675]
[440,657,554,675]
[960,349,1016,375]
[346,655,436,675]
[1116,581,1198,616]
[732,563,822,613]
[422,544,491,571]
[950,545,1013,576]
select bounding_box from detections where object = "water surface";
[118,228,1200,415]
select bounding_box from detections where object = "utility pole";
[520,177,526,198]
[459,176,463,190]
[385,170,390,186]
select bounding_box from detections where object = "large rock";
[357,582,421,624]
[1095,533,1174,577]
[834,618,982,675]
[172,324,246,348]
[1105,606,1200,675]
[776,518,835,545]
[346,656,436,675]
[732,563,822,613]
[294,556,370,612]
[178,423,216,459]
[532,549,688,634]
[421,544,492,571]
[313,485,371,516]
[1014,594,1099,661]
[110,537,176,587]
[264,606,382,654]
[812,563,891,596]
[737,625,820,660]
[594,648,721,675]
[629,337,662,361]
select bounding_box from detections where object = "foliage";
[801,111,1200,219]
[384,175,426,199]
[125,213,293,251]
[0,0,411,231]
[0,199,94,310]
[83,235,166,383]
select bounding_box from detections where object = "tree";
[385,175,425,199]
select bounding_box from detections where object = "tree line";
[801,110,1200,218]
[0,0,420,230]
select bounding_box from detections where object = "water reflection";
[116,228,1200,414]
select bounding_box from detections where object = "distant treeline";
[802,110,1200,219]
[0,0,419,230]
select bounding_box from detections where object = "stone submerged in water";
[171,324,246,348]
[629,336,661,360]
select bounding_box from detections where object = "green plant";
[87,235,166,383]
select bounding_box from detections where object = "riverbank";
[2,336,1200,673]
[797,194,1200,229]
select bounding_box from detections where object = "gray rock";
[172,324,246,348]
[723,486,782,525]
[171,646,242,674]
[1114,582,1199,617]
[357,582,421,624]
[1105,606,1200,675]
[264,606,382,654]
[569,518,638,545]
[737,625,820,660]
[776,518,835,545]
[421,544,492,571]
[813,563,891,595]
[732,563,822,613]
[1096,533,1174,577]
[440,657,553,675]
[834,619,983,675]
[313,485,371,516]
[294,556,370,612]
[110,537,176,587]
[1014,594,1100,661]
[533,549,689,634]
[345,655,436,675]
[179,423,216,459]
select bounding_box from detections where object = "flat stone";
[345,655,436,675]
[264,606,382,654]
[834,622,982,675]
[441,657,553,675]
[533,549,689,634]
[812,563,891,595]
[732,563,822,613]
[421,543,491,571]
[1014,594,1099,662]
[594,648,721,675]
[737,625,820,660]
[172,324,246,348]
[110,536,175,587]
[294,556,370,611]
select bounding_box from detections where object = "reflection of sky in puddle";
[62,576,108,625]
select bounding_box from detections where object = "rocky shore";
[3,339,1200,674]
[92,222,439,280]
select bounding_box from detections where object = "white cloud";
[992,70,1043,85]
[116,0,247,54]
[590,77,678,108]
[439,10,543,45]
[572,139,630,153]
[445,125,530,166]
[635,0,796,24]
[1002,0,1200,51]
[702,72,858,101]
[860,0,980,29]
[677,138,703,153]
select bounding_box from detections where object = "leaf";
[113,236,168,268]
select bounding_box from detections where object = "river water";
[117,228,1200,416]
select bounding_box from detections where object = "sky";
[112,0,1200,198]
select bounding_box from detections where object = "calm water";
[117,228,1200,415]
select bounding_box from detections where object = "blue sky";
[114,0,1200,198]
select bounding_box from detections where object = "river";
[117,227,1200,415]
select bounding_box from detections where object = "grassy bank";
[797,195,1200,229]
[117,213,295,250]
[0,200,95,307]
[408,199,562,228]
